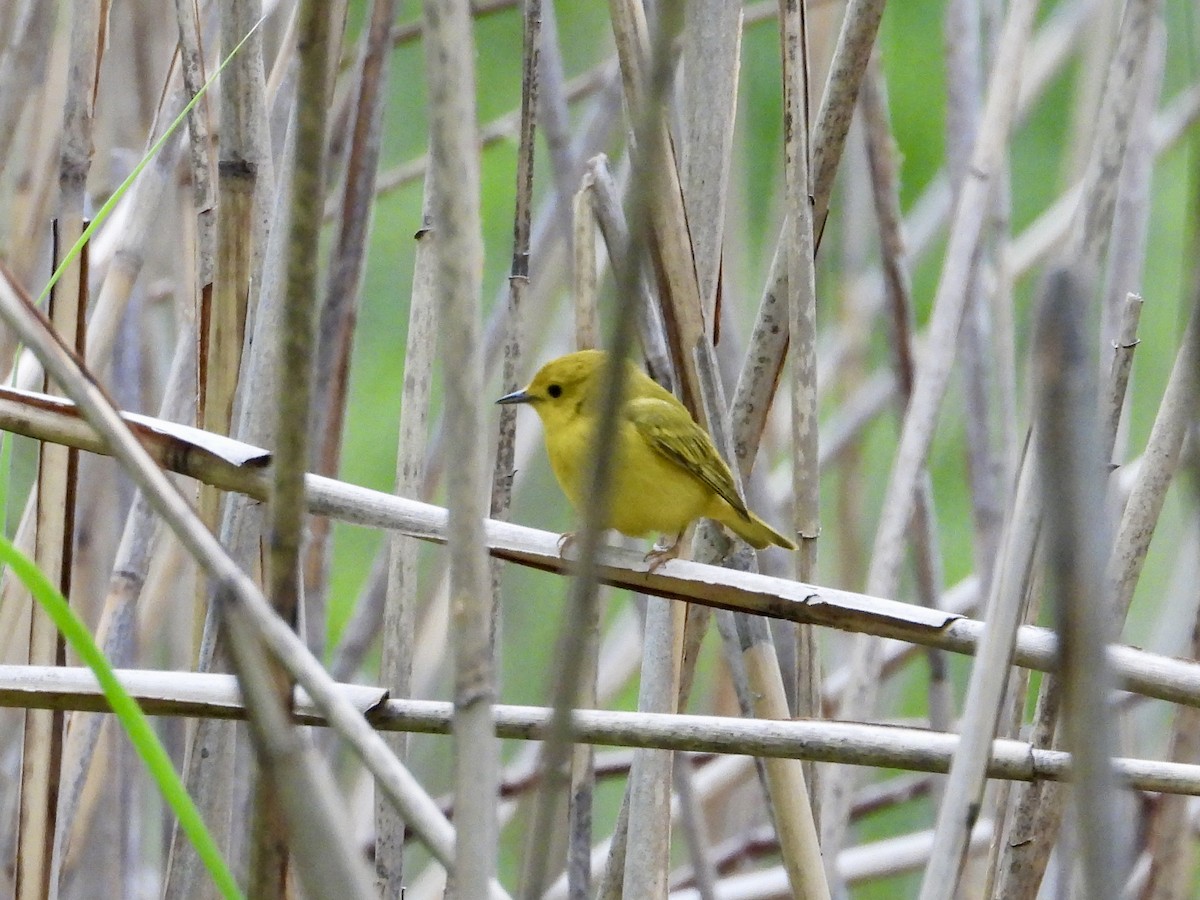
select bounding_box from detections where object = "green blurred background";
[325,1,1196,893]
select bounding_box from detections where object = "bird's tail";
[717,509,796,551]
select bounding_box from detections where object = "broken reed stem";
[1106,295,1200,618]
[376,184,438,898]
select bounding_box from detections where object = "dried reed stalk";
[1034,266,1128,898]
[420,1,499,896]
[4,665,1200,801]
[376,185,438,898]
[0,4,1198,894]
[18,3,103,895]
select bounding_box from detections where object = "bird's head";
[496,349,609,428]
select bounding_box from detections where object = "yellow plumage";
[498,350,795,563]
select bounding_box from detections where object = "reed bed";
[0,0,1196,897]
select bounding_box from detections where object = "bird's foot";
[644,534,684,572]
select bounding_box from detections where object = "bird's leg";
[644,532,685,572]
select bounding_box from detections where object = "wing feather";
[626,397,751,521]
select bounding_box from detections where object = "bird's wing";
[627,397,751,521]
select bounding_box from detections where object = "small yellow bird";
[497,349,795,568]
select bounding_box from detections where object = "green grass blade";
[0,534,243,900]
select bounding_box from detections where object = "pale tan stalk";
[376,185,438,898]
[680,0,742,326]
[621,597,686,897]
[809,0,887,244]
[420,1,498,896]
[780,0,822,724]
[23,230,85,900]
[18,4,102,894]
[566,169,601,900]
[606,0,704,411]
[573,174,599,350]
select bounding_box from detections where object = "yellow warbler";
[497,349,795,567]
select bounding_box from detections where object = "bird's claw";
[556,531,577,558]
[644,535,684,572]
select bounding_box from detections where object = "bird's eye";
[547,383,563,398]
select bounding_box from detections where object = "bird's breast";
[543,414,593,509]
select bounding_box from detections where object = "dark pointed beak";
[496,389,533,405]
